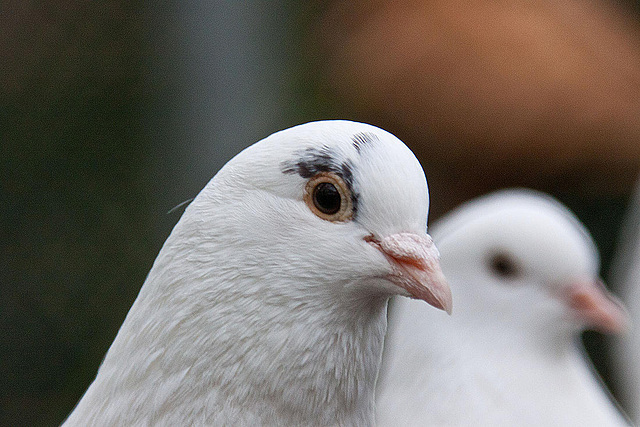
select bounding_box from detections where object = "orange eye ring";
[304,172,354,222]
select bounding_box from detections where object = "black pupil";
[313,182,342,215]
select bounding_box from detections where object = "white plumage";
[377,189,629,426]
[63,120,450,426]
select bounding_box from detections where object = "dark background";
[2,1,639,424]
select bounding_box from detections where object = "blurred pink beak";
[366,233,452,314]
[562,280,629,334]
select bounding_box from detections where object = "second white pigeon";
[376,189,629,426]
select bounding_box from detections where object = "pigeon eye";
[304,172,353,222]
[489,252,520,280]
[313,182,341,214]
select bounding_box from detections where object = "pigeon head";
[188,119,451,312]
[432,189,628,337]
[63,120,450,426]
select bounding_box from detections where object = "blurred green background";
[2,1,639,425]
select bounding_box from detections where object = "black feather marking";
[341,162,354,189]
[281,147,334,178]
[281,146,359,218]
[352,132,378,154]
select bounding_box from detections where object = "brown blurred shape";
[318,0,640,213]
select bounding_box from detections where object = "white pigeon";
[63,120,451,426]
[376,189,630,426]
[609,178,640,423]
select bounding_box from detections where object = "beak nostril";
[378,233,440,266]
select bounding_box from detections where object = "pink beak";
[562,280,629,334]
[366,233,452,314]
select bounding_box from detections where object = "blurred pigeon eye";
[304,172,353,222]
[489,252,520,280]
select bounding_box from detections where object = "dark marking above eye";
[282,146,335,178]
[281,145,359,218]
[352,132,379,154]
[489,252,521,279]
[340,162,353,188]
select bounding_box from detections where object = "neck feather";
[65,243,389,426]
